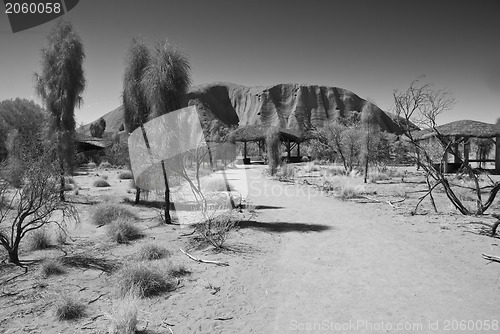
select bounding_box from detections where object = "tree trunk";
[161,161,172,224]
[135,187,141,204]
[59,160,65,202]
[8,245,20,264]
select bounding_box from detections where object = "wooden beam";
[464,137,470,165]
[496,137,500,173]
[244,141,247,159]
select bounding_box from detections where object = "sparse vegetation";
[93,178,110,188]
[107,220,143,244]
[40,259,66,277]
[59,254,118,273]
[107,295,139,334]
[167,262,190,278]
[202,177,233,192]
[118,171,134,180]
[338,183,365,200]
[91,203,138,226]
[54,295,86,321]
[27,228,53,251]
[115,262,175,298]
[99,161,112,169]
[196,209,238,250]
[138,244,171,260]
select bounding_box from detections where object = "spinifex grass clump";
[27,228,52,251]
[118,171,134,180]
[93,178,110,187]
[107,294,139,334]
[138,244,171,260]
[91,203,138,226]
[54,295,86,321]
[115,262,176,298]
[107,219,143,244]
[40,259,66,277]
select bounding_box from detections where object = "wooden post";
[244,141,247,159]
[495,137,500,173]
[297,142,300,157]
[443,149,449,173]
[453,136,460,164]
[464,137,470,165]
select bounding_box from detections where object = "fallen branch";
[88,293,106,304]
[214,316,233,321]
[179,248,229,266]
[482,253,500,263]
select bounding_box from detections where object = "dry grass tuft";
[369,171,390,183]
[107,220,144,244]
[118,171,134,180]
[107,295,139,334]
[91,203,138,226]
[99,161,112,169]
[138,244,171,261]
[27,229,52,251]
[167,262,190,278]
[40,259,66,277]
[54,295,86,321]
[338,183,365,200]
[93,178,110,188]
[115,262,176,298]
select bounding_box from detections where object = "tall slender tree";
[34,19,85,201]
[122,37,151,204]
[141,40,191,224]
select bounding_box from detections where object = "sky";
[0,0,499,126]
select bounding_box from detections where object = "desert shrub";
[64,176,75,184]
[115,262,175,298]
[202,177,233,192]
[196,209,238,249]
[118,171,134,180]
[1,157,24,188]
[167,263,190,278]
[87,161,97,169]
[99,161,112,169]
[454,187,476,202]
[54,295,86,321]
[369,171,390,183]
[91,203,138,226]
[41,259,66,277]
[324,165,346,176]
[27,228,52,251]
[104,138,130,167]
[303,162,320,173]
[107,295,139,334]
[93,178,110,188]
[138,244,170,261]
[277,163,295,179]
[338,184,364,200]
[107,220,143,244]
[63,183,73,191]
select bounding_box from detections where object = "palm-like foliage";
[139,39,192,224]
[34,19,85,200]
[123,38,151,134]
[141,40,191,118]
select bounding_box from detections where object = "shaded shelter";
[413,120,500,173]
[228,124,304,163]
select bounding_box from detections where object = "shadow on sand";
[238,220,332,233]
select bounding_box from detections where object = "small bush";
[454,187,476,202]
[87,161,97,169]
[64,176,75,184]
[63,183,73,191]
[27,228,52,251]
[369,171,390,183]
[54,295,86,321]
[338,184,364,200]
[303,162,320,173]
[138,244,171,261]
[196,209,238,249]
[93,178,110,188]
[203,177,233,192]
[107,220,143,244]
[118,171,134,180]
[100,161,112,169]
[108,295,139,334]
[167,263,190,278]
[41,260,66,277]
[324,166,346,176]
[115,262,175,298]
[277,163,295,179]
[91,203,138,226]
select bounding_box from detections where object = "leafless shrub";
[54,295,86,321]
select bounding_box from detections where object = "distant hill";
[80,82,416,136]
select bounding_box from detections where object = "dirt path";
[227,166,500,333]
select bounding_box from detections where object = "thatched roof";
[413,120,500,141]
[228,124,302,142]
[75,133,112,151]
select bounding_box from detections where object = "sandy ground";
[1,164,500,333]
